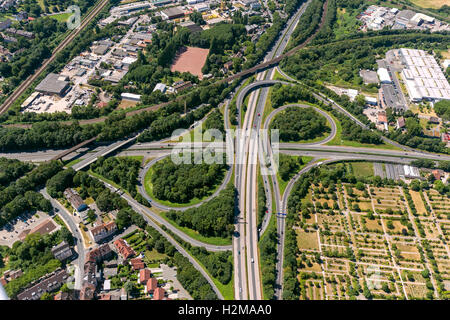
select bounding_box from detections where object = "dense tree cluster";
[270,106,329,142]
[46,168,76,198]
[0,158,34,191]
[151,155,226,203]
[190,247,232,285]
[0,122,101,152]
[434,100,450,121]
[90,157,141,197]
[270,83,316,108]
[172,251,218,299]
[257,179,267,230]
[287,0,325,49]
[204,109,225,134]
[278,154,304,181]
[99,110,157,142]
[259,227,278,299]
[166,184,235,238]
[0,161,61,227]
[340,116,382,145]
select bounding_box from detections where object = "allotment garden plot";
[294,180,450,300]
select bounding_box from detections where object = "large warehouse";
[35,73,70,96]
[399,48,450,103]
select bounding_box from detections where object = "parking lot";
[0,212,52,247]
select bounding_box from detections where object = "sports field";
[170,46,209,79]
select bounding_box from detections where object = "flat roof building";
[121,92,141,101]
[161,7,185,20]
[35,73,70,96]
[399,48,450,102]
[377,68,392,84]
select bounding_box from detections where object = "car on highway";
[251,258,254,263]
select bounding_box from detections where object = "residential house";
[152,287,167,300]
[397,116,406,129]
[130,257,145,271]
[90,221,117,243]
[114,238,135,260]
[145,277,158,295]
[64,188,88,213]
[51,241,73,261]
[139,269,151,284]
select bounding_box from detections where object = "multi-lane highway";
[233,0,315,300]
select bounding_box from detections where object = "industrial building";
[110,1,151,16]
[161,7,185,20]
[121,92,142,101]
[35,73,70,96]
[377,68,392,84]
[399,48,450,103]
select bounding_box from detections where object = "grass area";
[340,139,404,151]
[349,162,374,178]
[64,158,83,168]
[273,68,288,81]
[84,196,95,205]
[441,49,450,60]
[295,229,319,250]
[262,87,275,125]
[144,249,167,262]
[277,156,314,197]
[49,12,72,22]
[143,165,227,208]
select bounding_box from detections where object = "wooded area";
[166,184,235,238]
[151,155,226,203]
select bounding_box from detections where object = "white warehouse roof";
[377,68,391,83]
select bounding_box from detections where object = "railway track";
[0,0,110,116]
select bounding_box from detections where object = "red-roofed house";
[145,277,158,295]
[152,287,166,300]
[114,238,135,260]
[130,257,145,271]
[139,269,151,284]
[432,170,442,181]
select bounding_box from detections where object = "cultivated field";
[411,0,449,9]
[170,46,209,80]
[293,181,450,300]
